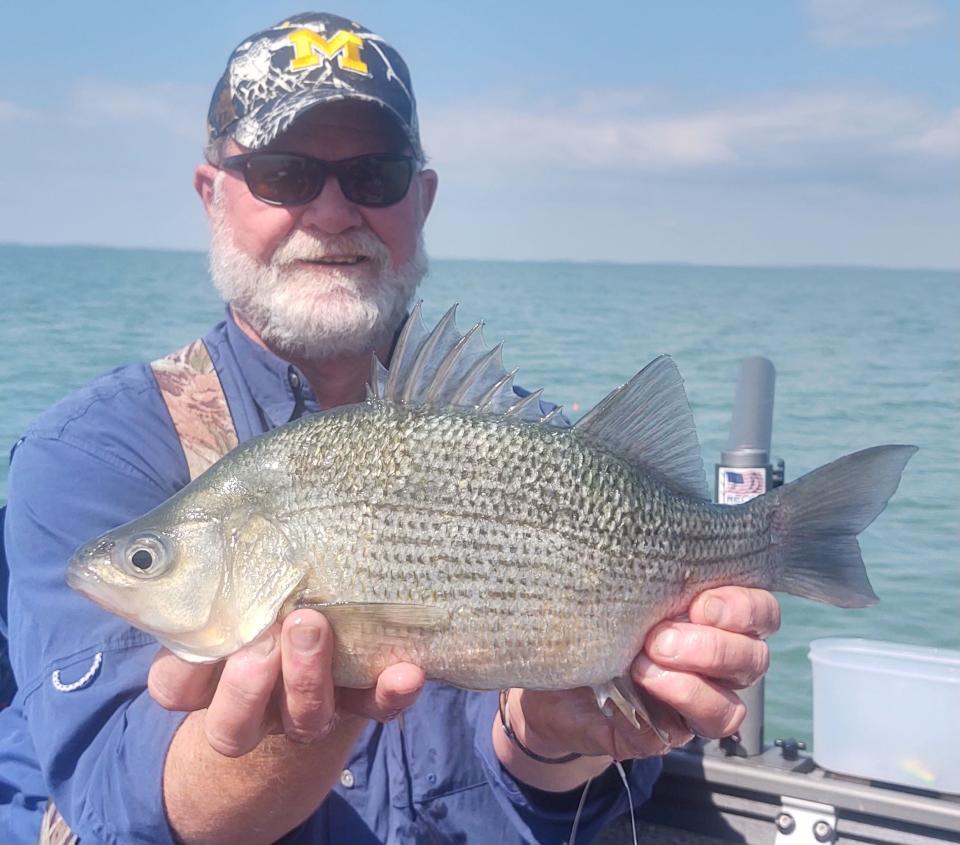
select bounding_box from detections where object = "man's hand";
[636,585,780,740]
[502,587,781,778]
[149,609,425,757]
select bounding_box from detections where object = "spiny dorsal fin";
[369,302,565,426]
[370,355,389,400]
[506,389,544,418]
[541,405,565,424]
[448,343,504,405]
[574,356,709,500]
[382,303,430,400]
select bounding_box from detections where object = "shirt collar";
[224,308,319,427]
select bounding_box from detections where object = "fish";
[66,303,916,736]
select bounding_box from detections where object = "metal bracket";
[774,796,838,844]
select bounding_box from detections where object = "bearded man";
[0,13,779,845]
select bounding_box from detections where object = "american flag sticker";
[717,466,768,505]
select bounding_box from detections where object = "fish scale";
[212,402,776,689]
[68,303,915,738]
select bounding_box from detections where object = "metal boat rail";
[598,739,960,844]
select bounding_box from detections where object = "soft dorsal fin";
[370,302,565,426]
[574,356,709,500]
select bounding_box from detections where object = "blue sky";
[1,0,957,267]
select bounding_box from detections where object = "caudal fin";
[769,445,917,608]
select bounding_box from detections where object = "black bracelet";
[498,688,583,765]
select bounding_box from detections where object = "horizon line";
[1,240,957,275]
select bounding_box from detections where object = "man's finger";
[148,648,221,711]
[519,687,692,761]
[606,706,695,760]
[633,655,746,739]
[644,621,769,687]
[204,627,282,757]
[516,687,605,758]
[337,662,425,721]
[687,587,781,638]
[280,611,336,743]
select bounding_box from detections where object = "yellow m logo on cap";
[288,29,369,74]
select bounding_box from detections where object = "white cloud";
[65,78,208,141]
[806,0,943,47]
[898,108,960,156]
[421,89,959,184]
[0,100,33,123]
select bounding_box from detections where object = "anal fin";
[592,676,672,747]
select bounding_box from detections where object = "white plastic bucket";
[809,638,960,794]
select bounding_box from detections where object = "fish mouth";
[64,561,90,593]
[66,558,105,599]
[66,553,127,617]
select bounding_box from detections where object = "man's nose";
[298,174,363,235]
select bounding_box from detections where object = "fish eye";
[131,549,153,570]
[123,534,170,578]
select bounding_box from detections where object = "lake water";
[1,243,957,746]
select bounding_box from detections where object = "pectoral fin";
[296,599,450,647]
[592,676,673,746]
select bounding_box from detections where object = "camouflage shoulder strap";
[39,338,239,845]
[38,803,78,845]
[150,337,239,480]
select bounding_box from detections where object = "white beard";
[208,187,428,361]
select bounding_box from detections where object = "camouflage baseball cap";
[207,12,421,157]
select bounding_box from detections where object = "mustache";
[271,229,391,267]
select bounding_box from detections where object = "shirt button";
[288,369,301,390]
[340,769,355,789]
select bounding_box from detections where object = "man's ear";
[195,163,219,221]
[417,169,439,223]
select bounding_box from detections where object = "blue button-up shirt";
[0,311,660,844]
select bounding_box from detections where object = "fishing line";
[567,775,592,845]
[614,759,638,845]
[567,762,637,845]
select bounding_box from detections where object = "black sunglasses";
[220,152,416,208]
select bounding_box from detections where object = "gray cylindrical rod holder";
[721,357,776,467]
[716,356,775,757]
[737,681,765,757]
